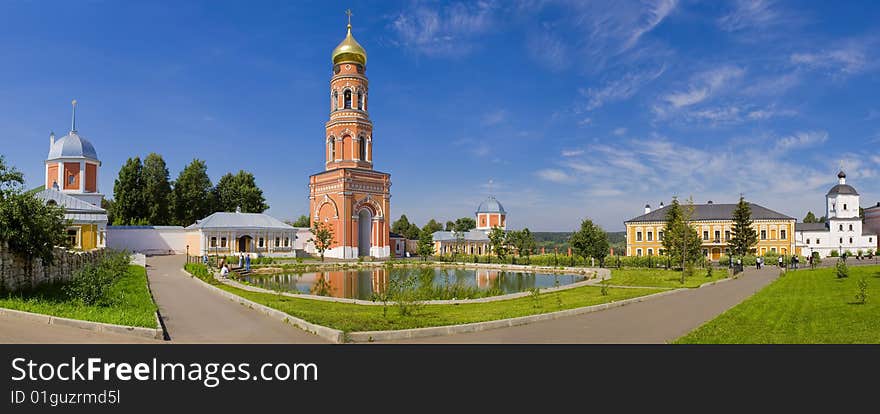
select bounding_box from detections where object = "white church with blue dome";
[33,100,108,250]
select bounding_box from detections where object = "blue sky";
[1,0,879,231]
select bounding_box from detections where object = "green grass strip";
[0,265,158,329]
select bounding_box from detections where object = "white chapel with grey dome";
[795,171,877,258]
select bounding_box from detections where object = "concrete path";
[382,267,781,344]
[147,255,327,343]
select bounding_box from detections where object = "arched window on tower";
[333,91,338,111]
[359,137,366,160]
[357,90,363,110]
[329,139,336,161]
[344,90,352,109]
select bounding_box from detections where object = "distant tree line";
[107,153,268,226]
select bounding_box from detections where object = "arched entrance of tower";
[358,209,372,257]
[238,236,253,253]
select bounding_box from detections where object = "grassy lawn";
[608,268,728,288]
[185,264,660,332]
[0,265,158,328]
[676,265,880,343]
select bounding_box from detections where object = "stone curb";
[0,307,163,340]
[346,288,687,343]
[698,276,735,288]
[221,270,607,306]
[183,270,344,344]
[250,261,605,276]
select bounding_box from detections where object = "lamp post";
[186,245,189,262]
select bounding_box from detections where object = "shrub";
[830,250,839,257]
[529,287,542,308]
[706,266,713,278]
[599,280,609,296]
[855,278,868,304]
[388,275,422,316]
[836,258,849,279]
[64,251,131,306]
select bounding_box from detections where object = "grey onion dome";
[47,131,99,161]
[476,196,506,214]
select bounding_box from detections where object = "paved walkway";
[147,255,326,343]
[382,267,781,344]
[0,255,327,344]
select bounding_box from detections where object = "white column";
[79,161,85,192]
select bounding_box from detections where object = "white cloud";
[561,149,584,157]
[580,65,666,111]
[613,127,628,136]
[717,0,781,32]
[390,1,497,57]
[527,31,568,70]
[775,130,828,151]
[790,38,875,77]
[536,169,572,183]
[664,66,744,109]
[624,0,679,50]
[481,109,508,126]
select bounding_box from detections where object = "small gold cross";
[345,9,353,25]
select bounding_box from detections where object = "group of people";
[749,255,799,270]
[202,252,252,278]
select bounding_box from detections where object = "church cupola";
[45,99,103,207]
[476,196,507,230]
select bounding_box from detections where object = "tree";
[172,159,215,226]
[818,215,827,223]
[860,207,865,220]
[488,226,507,260]
[112,157,146,225]
[142,153,172,225]
[101,198,115,226]
[0,157,68,267]
[311,221,335,262]
[803,211,818,223]
[405,223,421,240]
[422,219,443,235]
[391,215,413,236]
[569,219,610,266]
[728,196,758,258]
[289,215,310,228]
[213,170,268,213]
[454,217,476,232]
[661,197,701,269]
[445,221,455,231]
[417,229,435,261]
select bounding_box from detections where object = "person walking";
[778,255,783,268]
[245,254,251,272]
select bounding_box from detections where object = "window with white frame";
[258,237,265,248]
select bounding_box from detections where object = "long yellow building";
[624,201,795,260]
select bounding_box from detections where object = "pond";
[237,267,589,300]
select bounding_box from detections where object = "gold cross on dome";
[345,9,353,25]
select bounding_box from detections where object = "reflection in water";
[240,268,586,300]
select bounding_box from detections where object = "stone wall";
[0,242,103,292]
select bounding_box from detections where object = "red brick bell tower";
[308,14,391,259]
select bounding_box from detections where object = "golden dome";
[332,24,367,66]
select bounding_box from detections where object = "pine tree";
[172,159,215,226]
[142,153,172,225]
[112,157,146,225]
[417,230,435,261]
[729,196,758,258]
[661,197,701,268]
